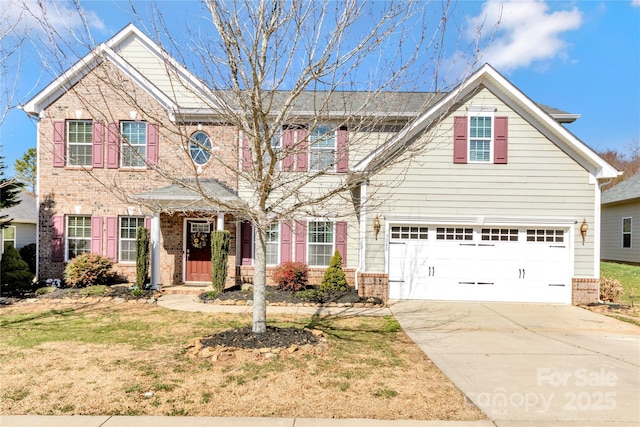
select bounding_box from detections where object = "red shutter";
[51,215,65,262]
[91,216,103,254]
[147,123,159,166]
[53,121,65,167]
[92,121,104,168]
[453,116,468,164]
[282,128,295,171]
[242,133,252,171]
[295,221,307,262]
[494,116,508,164]
[240,221,253,265]
[296,128,309,172]
[336,127,349,172]
[106,217,118,261]
[145,217,151,230]
[335,221,347,266]
[280,221,292,263]
[107,123,119,169]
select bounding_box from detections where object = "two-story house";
[23,24,618,304]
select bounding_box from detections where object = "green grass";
[601,262,640,304]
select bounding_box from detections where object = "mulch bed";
[201,325,319,350]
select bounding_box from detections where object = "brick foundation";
[357,272,389,303]
[236,266,356,288]
[572,277,600,305]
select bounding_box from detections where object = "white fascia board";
[108,24,223,110]
[353,64,491,172]
[480,67,619,180]
[22,50,103,115]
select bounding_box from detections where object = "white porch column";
[217,212,225,231]
[150,212,161,290]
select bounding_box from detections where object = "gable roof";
[2,192,37,224]
[22,23,217,117]
[602,173,640,205]
[354,64,619,180]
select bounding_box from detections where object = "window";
[120,217,146,262]
[121,122,147,168]
[622,218,632,249]
[469,115,492,162]
[308,221,334,266]
[189,131,212,165]
[266,223,279,265]
[67,120,93,166]
[436,227,473,241]
[3,226,16,252]
[67,215,91,259]
[526,229,564,243]
[481,228,518,242]
[391,226,429,240]
[309,125,336,171]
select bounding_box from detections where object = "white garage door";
[388,225,571,303]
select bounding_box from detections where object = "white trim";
[118,216,146,264]
[306,218,336,267]
[467,111,494,164]
[383,215,579,227]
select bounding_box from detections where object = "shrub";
[600,277,624,303]
[1,245,35,295]
[79,285,109,296]
[136,226,150,288]
[19,243,37,274]
[211,231,231,293]
[320,250,348,292]
[273,261,308,291]
[64,253,113,288]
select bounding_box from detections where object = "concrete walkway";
[389,301,640,427]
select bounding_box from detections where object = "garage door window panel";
[526,229,564,243]
[436,227,473,241]
[391,226,428,240]
[482,228,518,242]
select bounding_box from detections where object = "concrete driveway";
[390,301,640,427]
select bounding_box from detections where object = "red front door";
[186,220,212,282]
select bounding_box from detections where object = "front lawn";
[0,299,484,420]
[601,261,640,304]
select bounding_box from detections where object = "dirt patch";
[581,302,640,326]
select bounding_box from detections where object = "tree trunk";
[252,225,267,333]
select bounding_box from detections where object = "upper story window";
[309,125,336,171]
[67,120,93,166]
[121,122,147,168]
[189,131,212,166]
[453,114,508,165]
[67,215,91,260]
[469,115,492,162]
[622,218,632,249]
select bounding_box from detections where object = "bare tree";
[31,0,485,332]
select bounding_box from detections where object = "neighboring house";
[1,192,37,254]
[601,173,640,264]
[23,24,618,304]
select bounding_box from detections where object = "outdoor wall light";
[373,215,381,240]
[580,218,588,245]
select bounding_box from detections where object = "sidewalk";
[0,415,494,427]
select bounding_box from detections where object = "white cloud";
[632,0,640,7]
[468,0,582,71]
[1,0,105,38]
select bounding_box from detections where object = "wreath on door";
[191,231,208,249]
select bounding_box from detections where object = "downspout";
[595,178,607,303]
[355,181,368,291]
[150,211,161,290]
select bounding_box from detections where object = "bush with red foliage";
[272,261,309,291]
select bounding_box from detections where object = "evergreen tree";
[135,226,150,288]
[211,231,230,294]
[14,148,37,196]
[1,245,34,295]
[0,156,24,229]
[320,250,348,292]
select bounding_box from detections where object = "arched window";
[189,131,212,165]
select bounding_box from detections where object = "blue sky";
[1,0,639,177]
